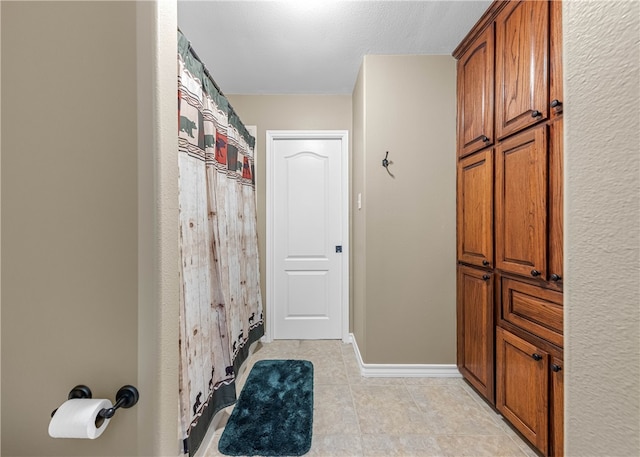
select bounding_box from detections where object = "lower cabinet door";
[457,265,494,401]
[551,357,564,457]
[496,327,549,454]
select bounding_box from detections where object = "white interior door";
[267,131,349,340]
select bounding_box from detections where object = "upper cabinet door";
[495,0,549,139]
[549,0,563,120]
[495,126,547,279]
[548,118,563,286]
[457,149,494,268]
[457,24,495,158]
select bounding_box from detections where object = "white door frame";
[265,130,350,343]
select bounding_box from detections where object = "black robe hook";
[382,151,395,178]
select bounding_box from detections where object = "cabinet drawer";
[501,278,563,347]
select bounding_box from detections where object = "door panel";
[457,24,494,158]
[271,136,345,339]
[495,0,549,139]
[457,265,494,402]
[550,0,563,120]
[551,357,564,457]
[496,328,549,453]
[495,127,547,279]
[548,118,563,284]
[457,149,494,268]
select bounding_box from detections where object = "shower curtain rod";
[179,29,241,122]
[187,43,224,96]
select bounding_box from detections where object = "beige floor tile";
[197,340,540,457]
[304,354,349,385]
[313,384,360,435]
[408,384,505,435]
[351,385,429,435]
[200,433,223,457]
[306,434,363,457]
[361,434,445,457]
[403,377,464,386]
[435,435,529,457]
[298,339,344,355]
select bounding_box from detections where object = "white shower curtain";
[177,30,264,456]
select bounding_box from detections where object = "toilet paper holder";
[51,384,139,419]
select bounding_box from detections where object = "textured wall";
[1,2,139,455]
[354,55,457,364]
[135,1,180,455]
[564,1,640,456]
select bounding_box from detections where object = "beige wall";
[351,66,367,359]
[352,55,457,364]
[225,95,353,308]
[1,2,137,455]
[135,1,180,456]
[1,2,179,456]
[564,1,640,456]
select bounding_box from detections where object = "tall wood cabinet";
[454,1,564,456]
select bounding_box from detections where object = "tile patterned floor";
[200,340,538,457]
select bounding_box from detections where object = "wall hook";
[382,151,390,168]
[382,151,395,178]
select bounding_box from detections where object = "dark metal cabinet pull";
[482,260,490,266]
[531,110,542,118]
[551,99,562,108]
[482,274,491,281]
[550,273,562,281]
[481,135,490,143]
[551,364,562,372]
[531,269,541,277]
[532,353,543,361]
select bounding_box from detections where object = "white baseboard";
[349,333,462,378]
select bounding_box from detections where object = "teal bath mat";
[218,359,314,456]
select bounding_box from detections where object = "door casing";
[265,130,350,342]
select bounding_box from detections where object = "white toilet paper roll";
[48,398,113,439]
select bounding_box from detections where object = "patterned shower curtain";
[177,31,264,456]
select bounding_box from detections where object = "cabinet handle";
[531,269,541,277]
[550,99,562,108]
[531,110,542,118]
[550,273,562,281]
[482,274,491,281]
[532,353,543,361]
[551,364,562,372]
[481,135,490,143]
[482,260,490,266]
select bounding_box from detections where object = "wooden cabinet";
[495,126,548,279]
[495,0,549,139]
[457,149,493,268]
[548,118,564,283]
[457,24,494,158]
[457,265,494,401]
[494,121,564,284]
[500,276,563,347]
[496,327,549,454]
[549,0,564,120]
[550,357,564,457]
[455,2,564,456]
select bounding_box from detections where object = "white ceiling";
[178,0,491,94]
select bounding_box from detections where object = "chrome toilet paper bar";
[51,384,139,420]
